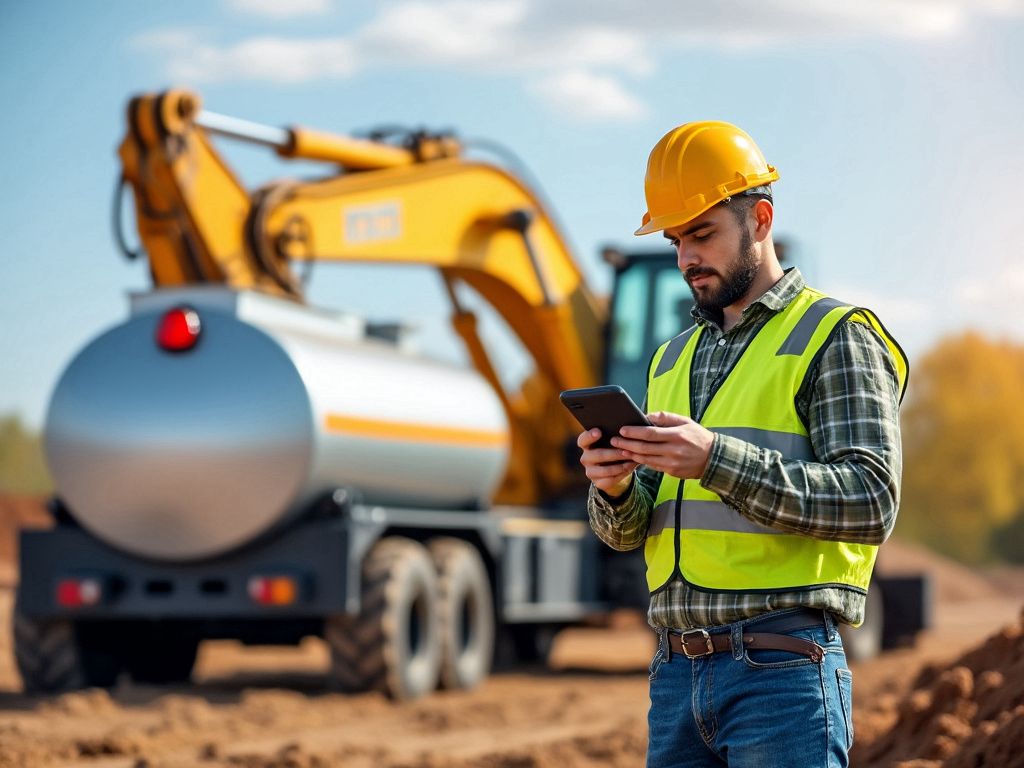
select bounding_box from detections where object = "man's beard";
[685,227,759,324]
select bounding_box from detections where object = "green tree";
[990,506,1024,564]
[0,415,53,495]
[898,332,1024,563]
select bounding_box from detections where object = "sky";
[2,0,1023,428]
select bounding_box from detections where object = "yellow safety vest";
[644,286,908,601]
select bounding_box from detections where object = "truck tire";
[326,537,441,700]
[428,537,494,690]
[123,623,199,685]
[14,612,121,692]
[839,581,885,662]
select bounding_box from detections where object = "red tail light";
[56,577,103,608]
[157,307,201,352]
[248,575,299,606]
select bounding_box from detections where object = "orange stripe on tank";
[324,413,507,449]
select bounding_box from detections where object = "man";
[580,121,908,767]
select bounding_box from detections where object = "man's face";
[663,205,759,320]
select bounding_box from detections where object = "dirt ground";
[1,497,1022,767]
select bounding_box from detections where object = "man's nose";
[676,243,699,272]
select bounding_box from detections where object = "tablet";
[559,385,651,450]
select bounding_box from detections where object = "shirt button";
[718,338,726,346]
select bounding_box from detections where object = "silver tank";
[44,288,510,561]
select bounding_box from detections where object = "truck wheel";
[123,623,199,685]
[428,538,494,690]
[326,537,441,700]
[14,612,121,692]
[839,581,885,662]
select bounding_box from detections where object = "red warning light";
[247,575,299,606]
[157,307,201,352]
[56,577,103,608]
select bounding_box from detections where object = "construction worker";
[580,122,908,767]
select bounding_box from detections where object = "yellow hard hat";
[636,121,779,235]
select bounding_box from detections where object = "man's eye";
[667,239,679,248]
[694,231,713,242]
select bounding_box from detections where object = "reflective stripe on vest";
[643,286,908,598]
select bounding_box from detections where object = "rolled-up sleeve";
[700,320,903,545]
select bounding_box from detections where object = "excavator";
[15,90,928,699]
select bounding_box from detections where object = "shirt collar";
[691,267,806,329]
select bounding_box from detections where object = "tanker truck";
[15,91,927,699]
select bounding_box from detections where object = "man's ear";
[752,199,774,242]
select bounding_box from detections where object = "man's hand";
[611,411,715,480]
[577,428,637,499]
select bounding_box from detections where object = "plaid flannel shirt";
[588,268,903,629]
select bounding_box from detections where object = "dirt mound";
[199,724,646,768]
[0,674,649,768]
[853,608,1024,767]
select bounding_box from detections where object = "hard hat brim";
[634,170,779,236]
[634,203,717,236]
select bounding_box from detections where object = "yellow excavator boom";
[118,89,606,504]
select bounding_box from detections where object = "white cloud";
[957,263,1024,310]
[569,0,1021,47]
[358,0,528,66]
[828,285,933,354]
[647,1,962,46]
[227,0,333,19]
[836,288,931,329]
[970,0,1024,15]
[132,4,653,120]
[134,0,1022,118]
[356,2,652,75]
[534,70,647,121]
[135,31,356,83]
[847,261,1024,356]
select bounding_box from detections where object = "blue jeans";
[646,608,854,768]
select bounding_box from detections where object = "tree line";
[0,415,51,495]
[898,331,1024,563]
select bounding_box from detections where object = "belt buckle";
[680,629,714,658]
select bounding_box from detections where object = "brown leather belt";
[666,629,824,663]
